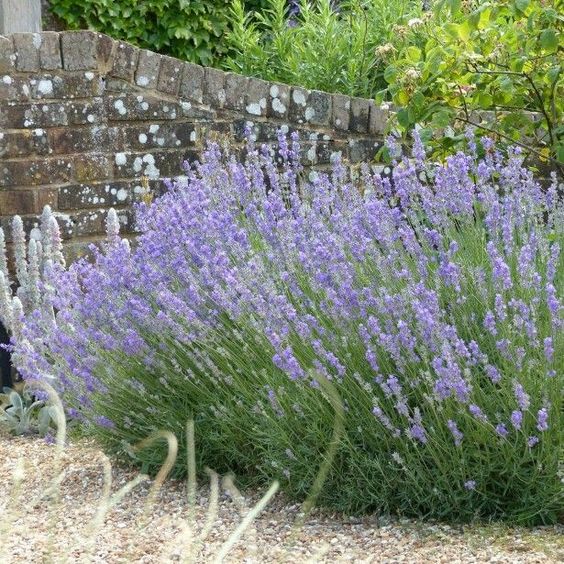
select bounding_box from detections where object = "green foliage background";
[48,0,234,66]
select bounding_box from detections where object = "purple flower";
[536,407,549,432]
[496,423,508,437]
[511,410,523,431]
[543,337,554,362]
[527,436,539,448]
[447,419,463,446]
[464,480,476,491]
[513,381,530,411]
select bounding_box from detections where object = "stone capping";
[0,30,390,136]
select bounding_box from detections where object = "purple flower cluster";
[10,130,563,474]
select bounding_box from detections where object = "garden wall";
[0,30,389,258]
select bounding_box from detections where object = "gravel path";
[0,434,561,563]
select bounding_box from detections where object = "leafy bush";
[4,133,563,524]
[48,0,234,66]
[375,0,564,165]
[224,0,420,98]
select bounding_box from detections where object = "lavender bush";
[5,132,563,524]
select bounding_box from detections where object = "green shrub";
[377,0,564,165]
[10,135,563,524]
[224,0,421,99]
[48,0,234,66]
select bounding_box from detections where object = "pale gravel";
[0,434,562,563]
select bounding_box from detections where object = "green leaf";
[384,66,398,84]
[406,46,422,63]
[396,108,410,128]
[540,29,558,52]
[556,144,564,164]
[514,0,530,13]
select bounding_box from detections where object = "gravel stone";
[0,434,561,563]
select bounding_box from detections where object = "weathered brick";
[116,122,197,151]
[12,33,41,72]
[350,97,370,133]
[29,73,103,100]
[204,68,226,108]
[245,77,269,117]
[348,138,380,162]
[67,99,106,125]
[0,128,52,158]
[0,190,35,214]
[157,56,182,96]
[35,188,58,211]
[66,208,134,239]
[0,158,73,187]
[368,102,389,135]
[135,50,161,89]
[96,34,116,73]
[332,94,351,131]
[111,41,139,81]
[39,32,62,70]
[48,127,114,155]
[0,102,69,128]
[74,154,112,182]
[105,94,181,121]
[224,73,248,112]
[105,78,136,93]
[113,149,198,179]
[0,131,34,158]
[61,31,99,71]
[0,76,31,101]
[307,90,332,126]
[267,82,290,119]
[58,180,144,209]
[180,61,204,103]
[289,87,310,123]
[0,36,16,73]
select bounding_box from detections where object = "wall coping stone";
[0,30,390,136]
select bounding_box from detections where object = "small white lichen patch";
[136,76,150,87]
[115,153,127,166]
[246,98,266,116]
[133,157,143,173]
[141,102,149,111]
[87,114,95,123]
[144,163,160,179]
[270,85,279,98]
[149,124,159,134]
[37,80,53,96]
[114,99,127,116]
[33,128,44,136]
[307,146,316,162]
[84,72,95,81]
[143,154,155,165]
[32,34,42,49]
[139,133,148,144]
[272,98,286,114]
[2,76,12,85]
[116,188,128,202]
[181,101,192,111]
[292,90,306,106]
[190,131,197,142]
[305,107,315,121]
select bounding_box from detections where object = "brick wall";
[0,30,389,258]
